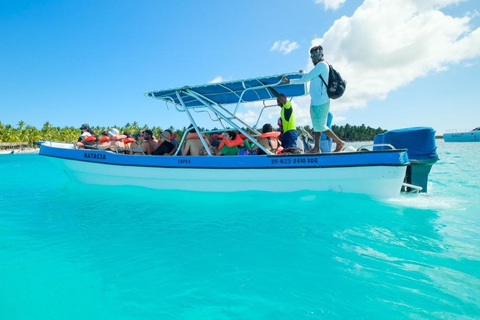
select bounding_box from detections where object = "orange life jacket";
[259,131,281,139]
[99,136,109,143]
[238,133,252,143]
[209,134,224,142]
[218,135,245,150]
[186,132,207,140]
[83,136,96,142]
[124,138,136,143]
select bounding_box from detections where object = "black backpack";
[319,64,346,99]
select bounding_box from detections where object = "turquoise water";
[0,141,479,319]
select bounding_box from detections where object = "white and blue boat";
[39,73,437,198]
[443,127,480,142]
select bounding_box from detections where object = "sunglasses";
[310,52,323,58]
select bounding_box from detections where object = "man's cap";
[80,123,89,130]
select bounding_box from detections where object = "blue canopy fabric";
[145,73,306,107]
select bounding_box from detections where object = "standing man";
[277,93,298,148]
[282,45,344,153]
[265,86,298,149]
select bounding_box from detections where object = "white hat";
[108,128,120,136]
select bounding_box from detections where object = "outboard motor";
[374,127,438,192]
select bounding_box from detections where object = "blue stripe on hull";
[40,145,409,169]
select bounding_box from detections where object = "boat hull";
[40,142,409,198]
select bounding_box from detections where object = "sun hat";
[108,128,120,136]
[161,131,171,140]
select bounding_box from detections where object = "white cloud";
[315,0,346,11]
[209,76,224,84]
[236,109,261,125]
[300,0,480,123]
[270,40,300,55]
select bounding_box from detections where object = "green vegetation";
[0,121,387,145]
[300,124,387,141]
[331,124,387,141]
[0,121,164,145]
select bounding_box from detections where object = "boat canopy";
[144,73,306,107]
[144,72,307,156]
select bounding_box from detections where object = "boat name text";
[84,153,106,160]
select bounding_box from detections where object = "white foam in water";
[387,193,464,210]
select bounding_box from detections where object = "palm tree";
[17,121,26,131]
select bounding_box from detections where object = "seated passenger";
[141,130,157,155]
[182,130,208,156]
[165,129,180,155]
[122,131,136,148]
[209,131,223,149]
[215,131,244,155]
[104,128,125,151]
[98,131,110,147]
[152,131,174,155]
[253,123,282,155]
[128,130,145,155]
[238,133,253,149]
[76,123,98,149]
[77,131,95,148]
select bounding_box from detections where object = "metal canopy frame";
[145,73,307,156]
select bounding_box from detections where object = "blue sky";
[1,0,479,135]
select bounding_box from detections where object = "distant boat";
[443,127,480,142]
